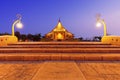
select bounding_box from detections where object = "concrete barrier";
[0,35,18,46]
[102,36,120,45]
[0,36,7,46]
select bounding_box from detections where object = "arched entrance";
[57,33,63,40]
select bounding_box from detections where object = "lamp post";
[12,15,23,36]
[96,16,107,36]
[96,15,120,44]
[0,14,23,45]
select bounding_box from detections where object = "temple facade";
[45,20,74,41]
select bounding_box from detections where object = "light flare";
[16,22,23,29]
[96,22,102,28]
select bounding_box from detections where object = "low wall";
[0,35,18,46]
[102,36,120,45]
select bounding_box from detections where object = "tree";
[78,37,83,41]
[93,36,102,41]
[15,31,21,40]
[27,34,33,41]
[20,34,27,41]
[33,33,41,41]
[0,32,10,35]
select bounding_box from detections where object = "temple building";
[45,20,74,41]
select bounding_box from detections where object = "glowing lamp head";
[96,22,102,27]
[16,22,23,29]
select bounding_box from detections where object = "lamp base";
[102,36,120,45]
[0,35,18,46]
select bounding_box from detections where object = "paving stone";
[32,61,86,80]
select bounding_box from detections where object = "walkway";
[0,61,119,80]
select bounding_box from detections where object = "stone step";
[0,48,120,53]
[1,42,120,61]
[9,42,110,45]
[2,44,120,48]
[0,53,119,61]
[0,48,120,54]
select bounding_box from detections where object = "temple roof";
[53,19,66,32]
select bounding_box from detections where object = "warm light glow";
[16,22,23,29]
[58,22,61,29]
[57,33,63,39]
[96,22,102,27]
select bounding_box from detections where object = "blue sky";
[0,0,120,38]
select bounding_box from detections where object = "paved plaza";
[0,61,120,80]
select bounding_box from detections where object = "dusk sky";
[0,0,120,38]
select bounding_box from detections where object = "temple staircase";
[0,42,120,61]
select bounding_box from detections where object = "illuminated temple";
[45,20,74,41]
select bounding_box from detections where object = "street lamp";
[12,15,23,36]
[0,14,23,45]
[8,14,23,44]
[96,15,107,36]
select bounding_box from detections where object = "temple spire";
[58,18,61,22]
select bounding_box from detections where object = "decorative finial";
[96,13,101,20]
[58,17,61,22]
[16,14,22,20]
